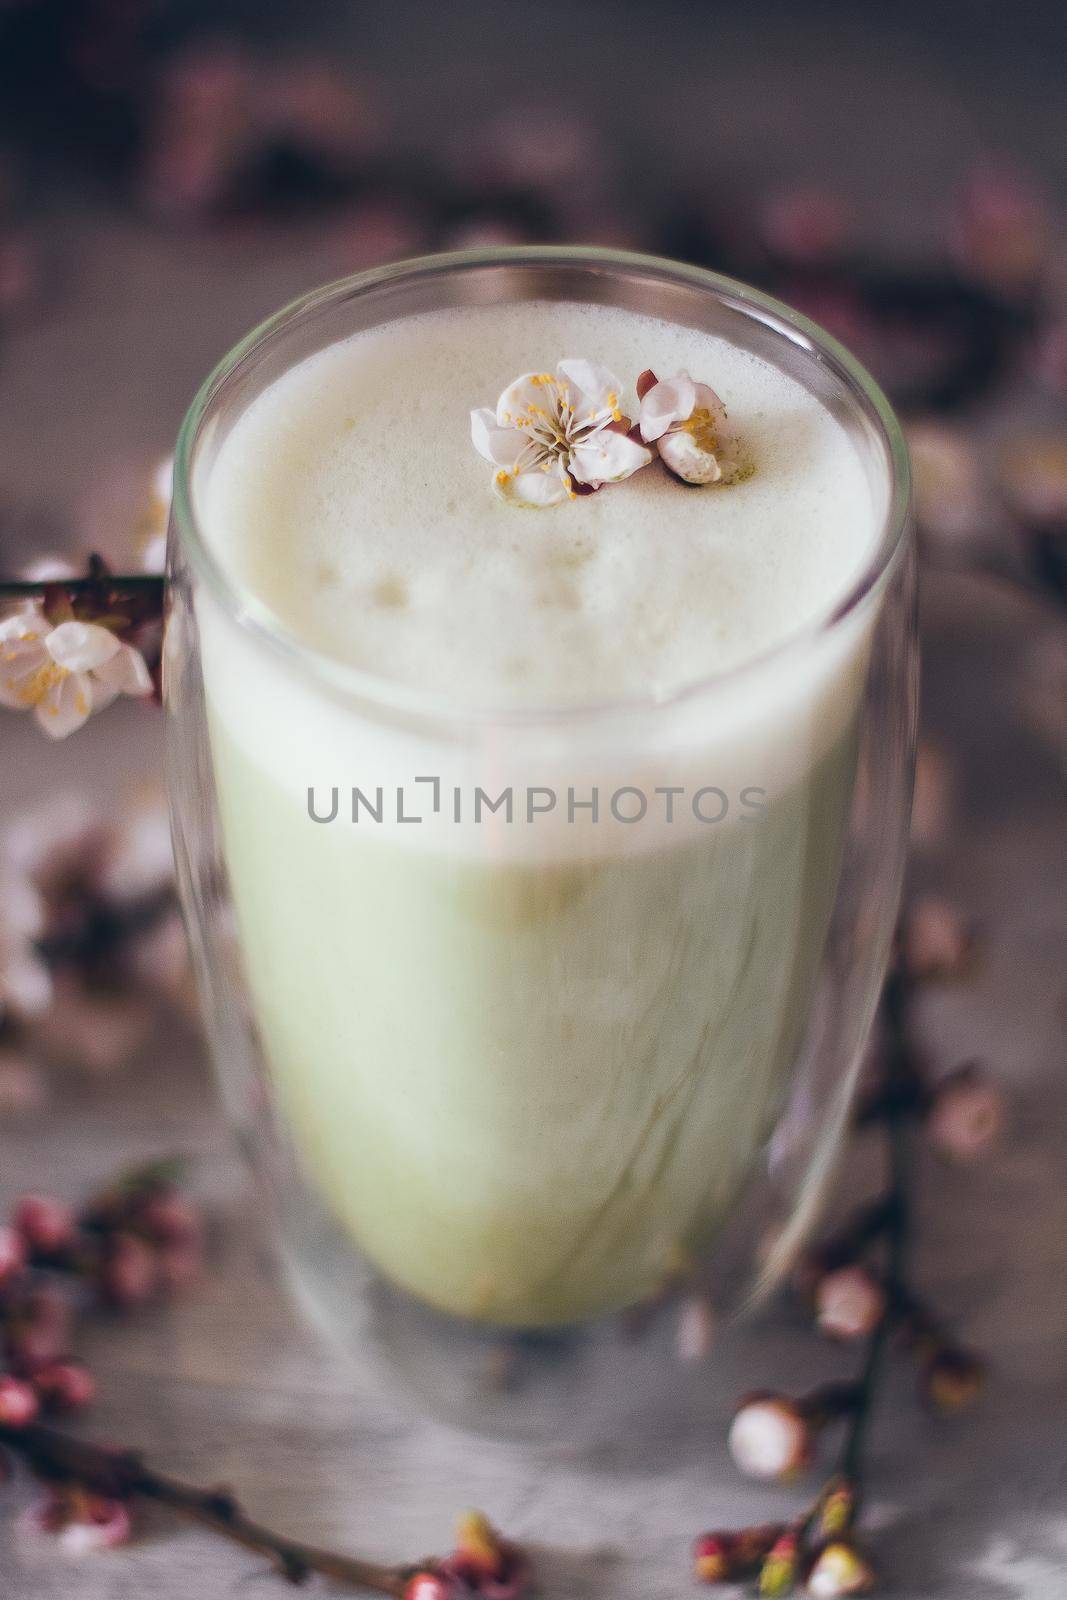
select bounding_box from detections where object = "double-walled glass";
[165,249,916,1436]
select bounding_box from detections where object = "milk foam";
[192,299,883,861]
[200,300,877,708]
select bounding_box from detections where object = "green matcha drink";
[193,298,880,1328]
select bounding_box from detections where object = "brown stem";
[0,1422,418,1594]
[837,966,914,1491]
[797,1194,899,1291]
[800,1381,864,1427]
[0,571,164,603]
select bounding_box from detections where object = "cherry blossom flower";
[637,370,748,485]
[471,363,651,507]
[0,607,152,738]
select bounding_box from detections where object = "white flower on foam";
[637,370,747,485]
[471,361,652,508]
[0,607,152,739]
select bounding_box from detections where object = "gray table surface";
[1,180,1067,1597]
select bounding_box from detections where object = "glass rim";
[171,244,912,727]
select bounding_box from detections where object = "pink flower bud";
[927,1064,1005,1160]
[137,1189,202,1248]
[6,1285,73,1374]
[910,741,954,850]
[13,1193,76,1256]
[759,1528,801,1596]
[404,1573,456,1600]
[99,1232,158,1308]
[57,1495,132,1554]
[900,898,974,981]
[694,1532,733,1582]
[815,1267,887,1341]
[728,1394,812,1481]
[446,1510,530,1598]
[0,1223,27,1286]
[805,1540,875,1596]
[694,1526,784,1583]
[32,1361,97,1414]
[0,1373,40,1426]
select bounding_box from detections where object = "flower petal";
[0,636,50,709]
[46,621,121,674]
[692,380,728,418]
[495,372,559,427]
[34,672,93,739]
[658,429,724,485]
[571,430,653,486]
[638,372,696,441]
[556,360,624,415]
[92,642,153,700]
[0,606,49,646]
[471,408,520,466]
[493,469,568,508]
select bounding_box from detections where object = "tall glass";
[165,249,916,1438]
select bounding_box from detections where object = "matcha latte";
[191,295,882,1328]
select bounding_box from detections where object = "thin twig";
[0,575,164,601]
[0,1422,417,1594]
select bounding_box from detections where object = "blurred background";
[0,5,1066,1593]
[2,0,1067,1066]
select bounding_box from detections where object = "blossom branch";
[707,937,993,1594]
[0,575,165,604]
[0,1421,416,1593]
